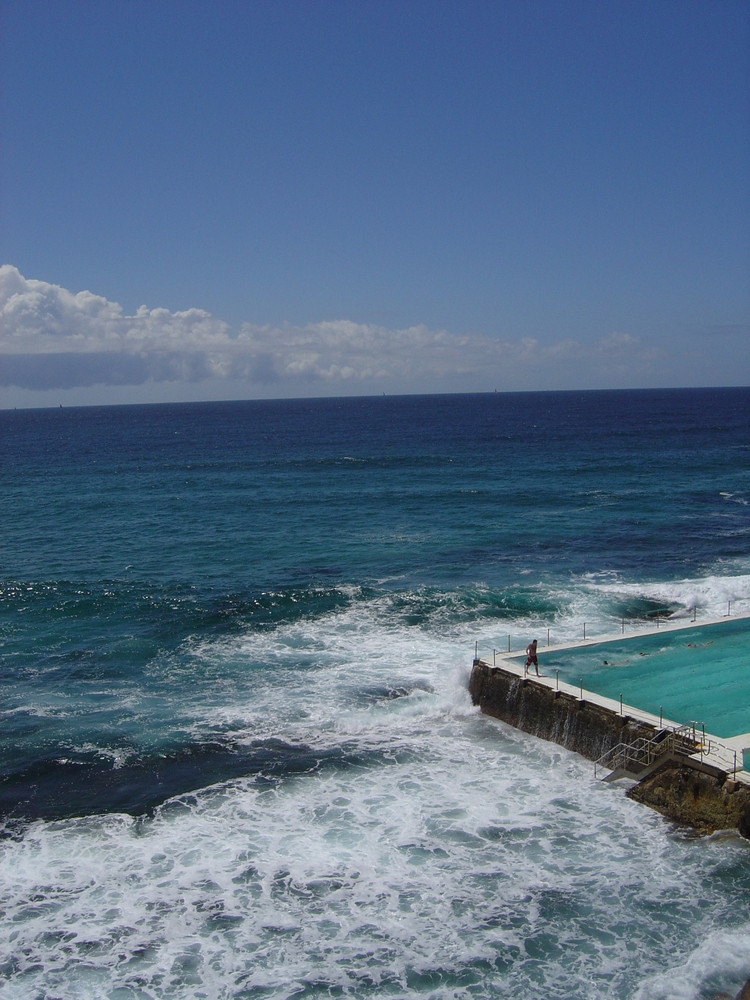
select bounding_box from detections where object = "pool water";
[515,617,750,739]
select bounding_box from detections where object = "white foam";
[635,923,750,1000]
[2,703,748,1000]
[4,579,750,998]
[576,570,750,623]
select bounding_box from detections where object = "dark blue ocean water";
[1,388,749,999]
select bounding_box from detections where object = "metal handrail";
[593,722,750,780]
[593,725,698,779]
[477,602,741,658]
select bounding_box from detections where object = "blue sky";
[1,0,748,407]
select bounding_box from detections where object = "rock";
[628,764,750,839]
[738,802,750,840]
[713,976,750,1000]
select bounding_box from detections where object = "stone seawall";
[469,660,656,762]
[469,659,750,839]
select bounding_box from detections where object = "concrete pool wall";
[469,614,750,838]
[477,612,750,741]
[505,615,750,740]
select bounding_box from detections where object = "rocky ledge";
[629,764,750,838]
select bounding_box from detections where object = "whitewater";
[1,388,749,999]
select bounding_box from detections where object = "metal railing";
[592,723,748,780]
[593,725,699,779]
[476,602,740,660]
[695,735,745,777]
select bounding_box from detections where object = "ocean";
[1,387,749,1000]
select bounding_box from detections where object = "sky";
[1,0,748,408]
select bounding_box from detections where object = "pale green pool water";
[515,617,750,739]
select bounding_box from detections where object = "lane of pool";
[510,616,750,740]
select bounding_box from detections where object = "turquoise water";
[523,617,750,738]
[1,389,750,1000]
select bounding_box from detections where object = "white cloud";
[0,265,660,396]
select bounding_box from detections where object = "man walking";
[524,639,539,677]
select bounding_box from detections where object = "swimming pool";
[512,617,750,739]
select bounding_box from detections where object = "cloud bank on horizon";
[2,3,747,406]
[1,264,668,404]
